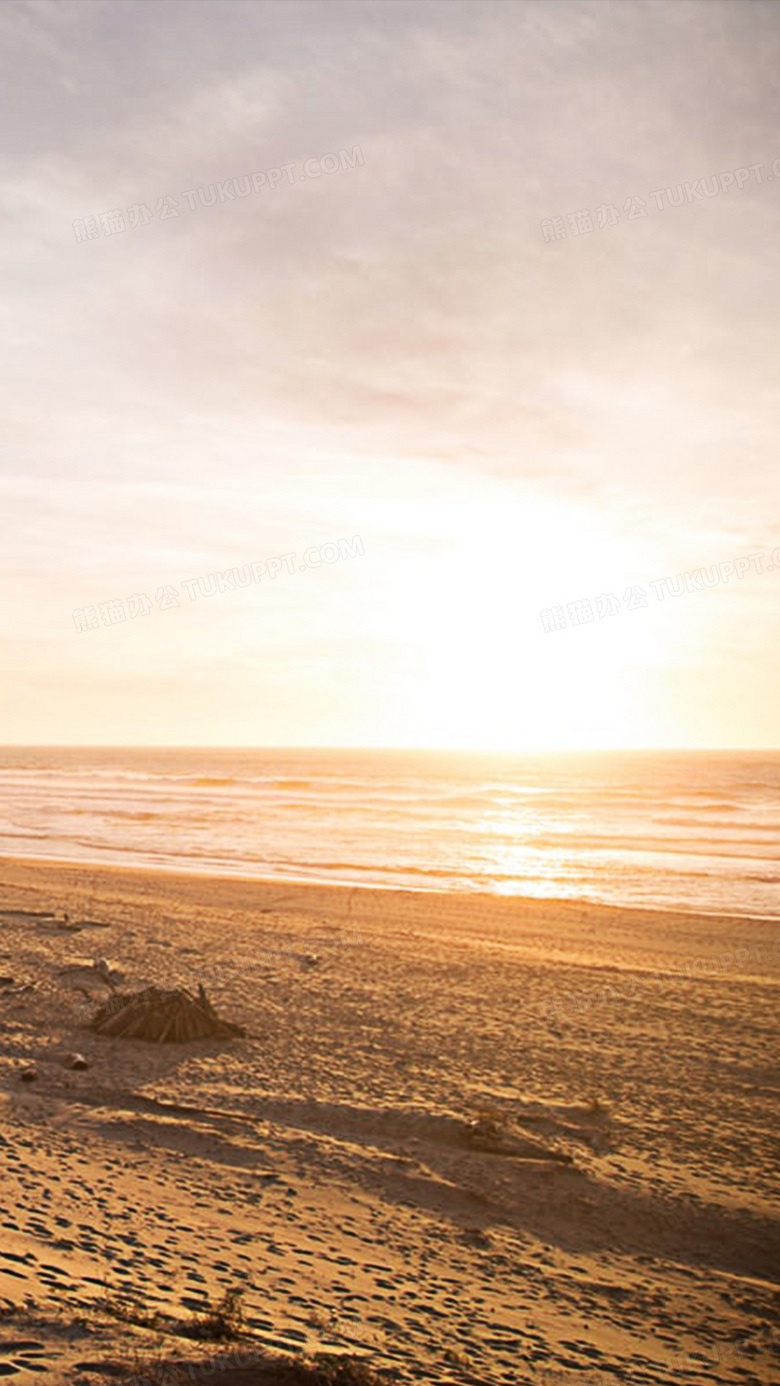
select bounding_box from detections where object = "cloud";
[1,0,779,743]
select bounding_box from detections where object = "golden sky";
[1,0,779,749]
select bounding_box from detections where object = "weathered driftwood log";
[89,985,245,1043]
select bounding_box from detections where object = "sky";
[1,0,779,750]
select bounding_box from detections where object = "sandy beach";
[0,854,778,1385]
[6,0,780,1381]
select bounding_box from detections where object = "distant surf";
[0,747,778,918]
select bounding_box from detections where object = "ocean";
[0,747,777,918]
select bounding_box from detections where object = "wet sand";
[0,855,778,1384]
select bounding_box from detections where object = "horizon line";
[1,744,779,755]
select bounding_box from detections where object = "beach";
[6,0,780,1381]
[0,854,778,1384]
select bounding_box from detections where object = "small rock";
[301,953,320,969]
[19,1067,38,1083]
[65,1052,90,1071]
[458,1227,492,1249]
[464,1116,502,1145]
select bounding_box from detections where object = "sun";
[380,487,662,751]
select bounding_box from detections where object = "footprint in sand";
[0,1341,54,1378]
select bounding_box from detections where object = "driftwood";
[89,983,245,1043]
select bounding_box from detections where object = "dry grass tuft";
[97,1286,245,1342]
[182,1287,245,1341]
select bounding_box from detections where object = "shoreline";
[2,852,779,991]
[1,847,779,928]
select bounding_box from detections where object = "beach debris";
[58,957,124,990]
[89,983,245,1043]
[2,911,62,933]
[0,910,56,919]
[0,979,35,996]
[94,957,121,989]
[301,952,320,969]
[19,1067,38,1083]
[54,911,81,932]
[462,1115,574,1162]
